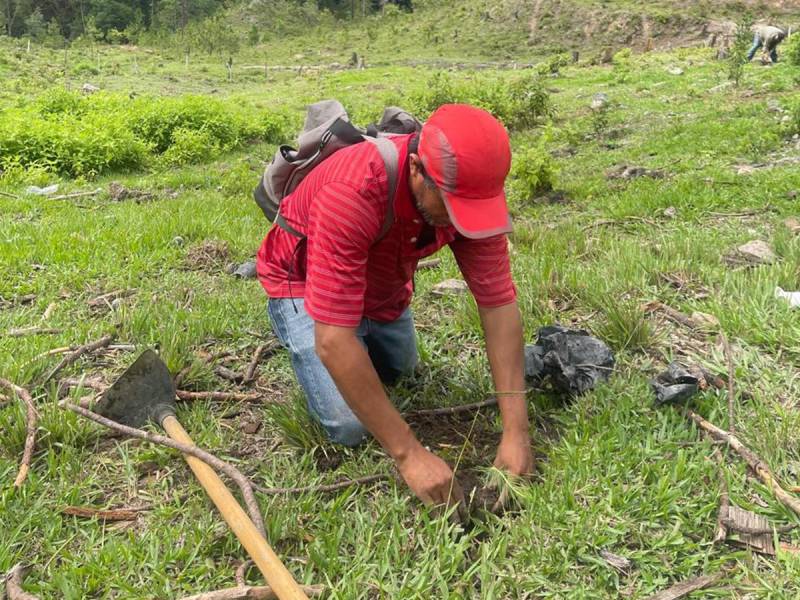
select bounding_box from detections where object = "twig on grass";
[719,516,796,535]
[243,344,274,385]
[235,560,254,587]
[404,398,499,417]
[255,474,388,496]
[2,327,62,338]
[59,400,266,537]
[0,379,38,488]
[687,409,800,517]
[176,390,262,403]
[5,563,39,600]
[0,190,21,200]
[214,365,243,384]
[177,584,324,600]
[49,188,103,201]
[61,505,150,521]
[581,215,658,231]
[40,334,114,385]
[644,572,724,600]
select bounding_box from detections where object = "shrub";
[785,34,800,66]
[34,88,85,117]
[162,127,219,165]
[71,61,100,76]
[409,71,553,131]
[728,14,754,86]
[509,140,558,201]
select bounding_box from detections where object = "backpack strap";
[364,136,398,241]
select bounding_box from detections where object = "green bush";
[409,71,553,131]
[785,34,800,66]
[509,140,558,200]
[71,61,100,76]
[0,107,148,176]
[162,127,219,165]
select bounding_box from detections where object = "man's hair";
[407,135,438,190]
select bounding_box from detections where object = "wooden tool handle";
[162,415,309,600]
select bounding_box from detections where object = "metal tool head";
[95,349,177,427]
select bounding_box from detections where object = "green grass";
[2,36,800,599]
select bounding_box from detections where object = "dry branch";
[87,289,136,308]
[235,560,254,587]
[687,410,800,517]
[0,190,21,200]
[176,391,262,403]
[41,334,114,384]
[60,400,266,537]
[50,188,102,201]
[3,327,62,338]
[61,506,149,521]
[5,564,39,600]
[214,365,243,383]
[645,572,724,600]
[243,344,270,385]
[0,379,37,488]
[405,398,498,417]
[177,584,323,600]
[256,474,388,496]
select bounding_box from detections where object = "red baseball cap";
[418,104,512,239]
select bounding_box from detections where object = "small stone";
[690,311,720,331]
[224,262,238,275]
[241,419,262,435]
[111,298,124,311]
[767,99,783,113]
[233,260,258,279]
[736,240,777,265]
[431,279,469,296]
[172,236,185,247]
[736,164,756,176]
[81,82,100,94]
[590,93,609,110]
[784,217,800,233]
[663,206,677,219]
[667,66,684,75]
[783,115,792,123]
[788,190,798,200]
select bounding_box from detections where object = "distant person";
[747,24,786,63]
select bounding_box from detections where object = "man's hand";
[396,443,465,515]
[493,431,533,476]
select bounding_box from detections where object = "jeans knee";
[323,417,367,447]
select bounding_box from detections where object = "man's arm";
[315,322,465,508]
[478,301,533,476]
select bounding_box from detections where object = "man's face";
[409,154,451,227]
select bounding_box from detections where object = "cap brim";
[442,190,512,240]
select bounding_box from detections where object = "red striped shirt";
[256,133,516,327]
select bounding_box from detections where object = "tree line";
[1,0,412,41]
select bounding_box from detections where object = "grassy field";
[2,33,800,598]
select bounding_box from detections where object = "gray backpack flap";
[253,100,421,240]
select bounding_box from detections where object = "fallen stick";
[645,572,724,600]
[405,398,498,417]
[60,400,266,537]
[215,365,243,384]
[416,258,441,270]
[87,289,136,308]
[243,344,269,385]
[5,563,39,600]
[3,327,62,338]
[41,334,115,385]
[643,301,702,331]
[256,474,388,496]
[177,584,323,600]
[177,391,262,403]
[0,190,21,200]
[61,505,149,521]
[58,380,263,404]
[0,379,37,488]
[687,410,800,517]
[49,187,103,201]
[235,560,254,587]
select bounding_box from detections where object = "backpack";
[253,99,422,239]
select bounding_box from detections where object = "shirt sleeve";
[304,181,382,327]
[449,233,517,308]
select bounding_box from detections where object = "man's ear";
[408,153,422,177]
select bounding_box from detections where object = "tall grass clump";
[0,90,290,177]
[595,302,656,353]
[409,71,553,130]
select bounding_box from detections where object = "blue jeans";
[268,298,418,446]
[747,34,778,62]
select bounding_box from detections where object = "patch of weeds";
[184,239,230,271]
[594,301,656,352]
[509,133,559,202]
[265,391,327,451]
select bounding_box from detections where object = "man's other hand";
[396,444,466,515]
